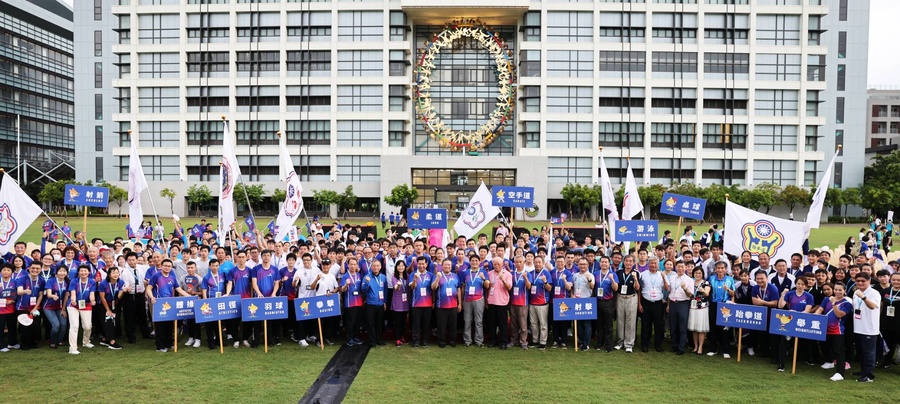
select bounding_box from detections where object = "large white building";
[73,0,869,220]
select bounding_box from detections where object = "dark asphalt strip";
[298,344,371,404]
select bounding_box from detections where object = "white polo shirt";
[853,286,881,336]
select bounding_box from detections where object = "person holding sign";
[181,262,202,348]
[486,257,511,350]
[97,267,124,350]
[572,258,595,351]
[340,257,364,347]
[527,256,552,350]
[146,259,191,353]
[251,250,281,348]
[550,256,572,349]
[225,251,252,348]
[816,282,852,381]
[751,271,781,359]
[66,265,96,355]
[292,253,322,347]
[852,272,881,383]
[707,261,735,359]
[667,261,694,355]
[362,260,387,347]
[408,257,434,348]
[15,261,44,350]
[614,255,640,353]
[201,259,226,349]
[312,258,340,345]
[775,277,814,372]
[593,256,617,352]
[432,259,461,348]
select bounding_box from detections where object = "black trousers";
[707,303,731,354]
[487,304,508,347]
[122,293,150,340]
[393,310,408,341]
[596,298,615,349]
[824,334,847,376]
[0,312,17,347]
[205,321,222,347]
[778,336,808,367]
[641,299,665,350]
[100,304,122,343]
[435,307,457,346]
[154,321,173,350]
[410,307,432,344]
[365,304,384,346]
[285,301,300,339]
[16,310,39,349]
[343,306,362,341]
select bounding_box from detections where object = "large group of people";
[1,217,899,383]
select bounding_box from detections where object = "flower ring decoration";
[414,18,517,151]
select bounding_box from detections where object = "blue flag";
[244,215,257,232]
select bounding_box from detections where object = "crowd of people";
[1,218,898,383]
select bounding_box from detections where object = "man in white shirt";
[292,253,322,346]
[749,253,775,286]
[702,246,730,278]
[667,261,694,355]
[311,258,340,345]
[121,252,150,343]
[852,272,881,383]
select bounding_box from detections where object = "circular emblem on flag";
[0,204,19,245]
[740,220,784,257]
[283,175,301,217]
[221,160,234,198]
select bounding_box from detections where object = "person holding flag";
[453,182,501,241]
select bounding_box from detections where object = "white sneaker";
[83,343,95,349]
[0,348,9,353]
[822,362,835,370]
[625,347,633,353]
[299,339,309,347]
[723,354,731,359]
[830,373,844,381]
[614,344,622,350]
[233,341,240,349]
[157,348,168,353]
[227,334,234,340]
[69,349,80,355]
[242,340,250,348]
[707,351,717,356]
[307,335,318,342]
[193,340,201,348]
[185,338,195,346]
[748,348,755,356]
[9,344,20,349]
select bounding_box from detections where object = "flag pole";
[277,130,310,239]
[0,168,78,246]
[131,130,167,252]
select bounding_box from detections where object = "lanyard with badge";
[0,278,11,307]
[888,288,899,317]
[441,273,454,300]
[78,281,89,309]
[513,272,522,296]
[555,270,564,296]
[375,274,384,301]
[398,278,407,303]
[26,277,38,307]
[110,281,119,310]
[531,270,541,296]
[468,270,479,296]
[621,272,633,294]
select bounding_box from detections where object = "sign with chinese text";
[293,294,342,320]
[661,193,707,221]
[153,296,198,322]
[64,185,109,208]
[553,298,597,320]
[715,302,768,331]
[491,186,534,208]
[193,295,242,324]
[767,309,827,341]
[408,208,448,229]
[614,220,659,242]
[241,296,289,321]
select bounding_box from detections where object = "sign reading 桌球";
[660,192,707,221]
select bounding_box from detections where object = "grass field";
[23,216,860,253]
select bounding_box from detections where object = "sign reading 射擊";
[553,298,597,320]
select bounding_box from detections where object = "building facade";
[865,88,900,162]
[90,0,867,219]
[1,0,74,183]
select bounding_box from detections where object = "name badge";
[650,290,659,299]
[888,306,896,317]
[445,288,453,297]
[30,297,37,306]
[597,288,603,296]
[215,292,222,298]
[78,300,86,309]
[554,286,561,295]
[401,293,408,302]
[531,286,537,295]
[420,288,427,297]
[513,287,520,296]
[0,300,5,308]
[621,286,628,294]
[378,290,384,300]
[352,290,359,296]
[468,286,475,295]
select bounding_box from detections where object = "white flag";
[128,140,149,233]
[725,200,807,262]
[274,142,304,241]
[219,119,241,232]
[0,174,43,255]
[453,182,501,240]
[806,148,840,230]
[598,152,620,242]
[622,159,644,220]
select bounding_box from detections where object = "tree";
[186,184,213,217]
[272,188,286,204]
[638,184,666,219]
[861,150,900,216]
[755,183,782,214]
[841,187,861,219]
[313,189,340,218]
[668,181,704,198]
[560,183,600,221]
[824,187,844,219]
[233,183,266,212]
[859,185,894,217]
[384,184,419,207]
[699,183,741,221]
[338,185,358,219]
[37,179,79,217]
[100,182,127,218]
[160,188,177,215]
[780,185,810,213]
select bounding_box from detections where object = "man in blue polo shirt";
[145,259,190,352]
[707,261,735,359]
[461,255,486,347]
[361,260,386,347]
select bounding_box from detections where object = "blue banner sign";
[491,186,535,208]
[293,294,342,320]
[153,296,198,322]
[614,220,659,242]
[407,208,448,229]
[241,296,289,321]
[768,309,827,341]
[64,185,109,208]
[553,298,597,320]
[715,302,769,331]
[193,295,242,324]
[661,193,707,221]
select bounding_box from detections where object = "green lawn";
[0,336,335,403]
[23,216,860,253]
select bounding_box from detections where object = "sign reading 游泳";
[660,193,707,221]
[153,296,198,322]
[715,302,769,331]
[293,294,342,320]
[241,296,289,321]
[614,220,659,242]
[491,186,534,208]
[553,298,597,320]
[64,185,110,208]
[407,208,448,229]
[767,309,827,341]
[193,294,242,324]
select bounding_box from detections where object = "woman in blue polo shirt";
[391,261,410,346]
[775,276,814,372]
[98,267,124,350]
[43,266,69,349]
[0,264,19,351]
[816,282,852,381]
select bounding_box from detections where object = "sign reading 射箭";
[64,185,109,208]
[241,296,289,321]
[715,302,769,331]
[614,220,659,242]
[660,192,707,221]
[407,208,448,229]
[491,186,534,208]
[194,295,242,324]
[553,298,597,320]
[293,294,342,320]
[153,296,198,321]
[767,309,827,341]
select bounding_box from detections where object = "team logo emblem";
[557,301,569,316]
[0,204,18,245]
[720,306,732,322]
[665,196,677,211]
[462,202,486,229]
[221,160,234,198]
[283,175,301,217]
[68,187,79,202]
[495,189,505,203]
[740,220,784,257]
[247,303,259,317]
[775,313,793,331]
[200,302,213,315]
[300,300,311,316]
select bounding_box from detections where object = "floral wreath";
[524,203,539,218]
[414,18,517,151]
